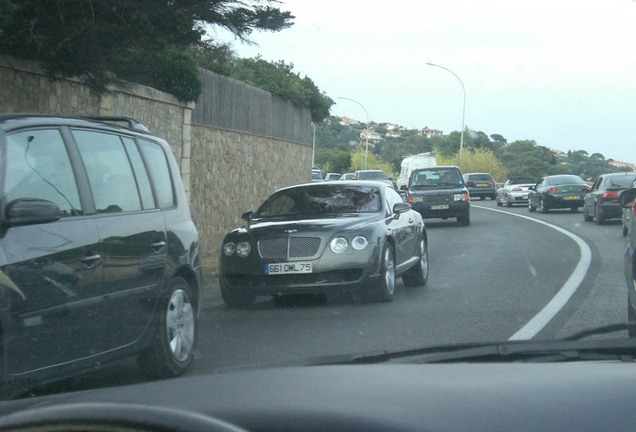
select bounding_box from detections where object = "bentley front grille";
[258,237,321,259]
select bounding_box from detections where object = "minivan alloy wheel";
[137,277,197,377]
[166,288,195,362]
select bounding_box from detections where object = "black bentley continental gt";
[220,182,428,307]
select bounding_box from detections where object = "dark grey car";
[220,182,428,306]
[583,172,636,225]
[463,172,497,200]
[0,114,202,397]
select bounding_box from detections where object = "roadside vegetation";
[314,117,630,182]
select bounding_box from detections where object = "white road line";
[473,205,592,340]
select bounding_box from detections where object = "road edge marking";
[473,205,592,340]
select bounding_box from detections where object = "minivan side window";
[73,130,142,213]
[122,137,155,210]
[138,139,175,208]
[5,129,82,216]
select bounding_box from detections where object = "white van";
[397,152,437,191]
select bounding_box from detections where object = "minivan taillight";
[601,192,619,199]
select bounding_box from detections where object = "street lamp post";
[337,97,370,170]
[426,62,466,166]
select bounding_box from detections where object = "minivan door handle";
[150,241,167,254]
[81,254,101,269]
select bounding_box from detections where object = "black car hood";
[242,214,379,236]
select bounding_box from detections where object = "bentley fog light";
[351,235,369,250]
[236,242,251,258]
[223,242,236,256]
[330,237,348,253]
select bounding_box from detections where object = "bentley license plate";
[266,262,312,275]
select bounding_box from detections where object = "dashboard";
[0,362,633,432]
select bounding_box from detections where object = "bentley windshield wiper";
[308,323,636,365]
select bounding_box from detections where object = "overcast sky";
[216,0,636,163]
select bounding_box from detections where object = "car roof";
[0,113,152,135]
[278,180,391,192]
[412,165,459,171]
[598,172,636,177]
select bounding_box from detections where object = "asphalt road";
[191,198,627,373]
[32,198,628,395]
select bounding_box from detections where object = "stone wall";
[190,125,312,273]
[0,55,313,276]
[0,56,194,195]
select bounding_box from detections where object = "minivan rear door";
[72,130,167,351]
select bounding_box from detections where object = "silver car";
[497,177,536,207]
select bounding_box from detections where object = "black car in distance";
[583,172,636,225]
[0,114,202,397]
[462,172,497,201]
[406,166,470,226]
[220,182,428,306]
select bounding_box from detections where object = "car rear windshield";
[467,174,493,181]
[410,168,463,187]
[605,175,636,189]
[548,175,586,185]
[509,178,535,185]
[255,186,382,217]
[358,171,387,180]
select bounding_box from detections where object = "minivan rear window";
[138,139,175,208]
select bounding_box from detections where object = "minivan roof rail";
[83,116,150,133]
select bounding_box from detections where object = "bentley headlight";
[223,242,236,256]
[236,242,251,258]
[351,235,369,250]
[330,237,348,253]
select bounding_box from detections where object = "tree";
[0,0,294,101]
[496,140,555,180]
[437,148,507,182]
[490,134,507,145]
[314,148,351,174]
[230,57,334,122]
[348,148,394,178]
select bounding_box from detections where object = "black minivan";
[0,114,202,396]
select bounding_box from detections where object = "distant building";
[609,160,636,171]
[385,130,402,138]
[338,116,360,126]
[420,127,443,138]
[550,149,568,158]
[360,130,382,141]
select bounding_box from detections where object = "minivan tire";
[137,277,197,378]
